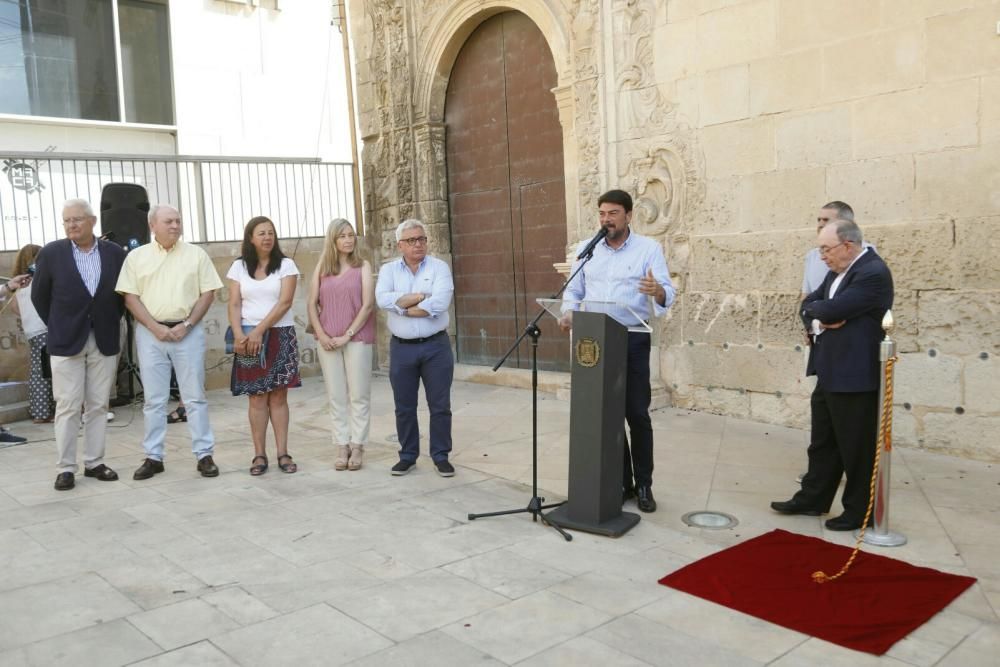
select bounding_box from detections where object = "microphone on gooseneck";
[576,226,609,260]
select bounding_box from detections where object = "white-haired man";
[116,204,223,480]
[375,219,456,476]
[30,198,126,490]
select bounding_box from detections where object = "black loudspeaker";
[100,182,150,247]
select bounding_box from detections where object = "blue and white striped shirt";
[563,231,675,327]
[72,239,102,296]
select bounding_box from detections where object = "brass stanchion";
[812,310,906,583]
[861,310,907,547]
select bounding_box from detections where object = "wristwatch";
[183,320,193,330]
[346,327,356,338]
[3,282,14,293]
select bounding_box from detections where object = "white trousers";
[317,342,373,446]
[50,332,118,473]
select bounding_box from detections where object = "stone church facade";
[347,0,1000,461]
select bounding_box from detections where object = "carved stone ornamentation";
[612,0,674,139]
[570,0,600,79]
[414,122,447,204]
[566,0,604,238]
[622,147,682,239]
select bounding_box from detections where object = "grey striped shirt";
[72,240,102,296]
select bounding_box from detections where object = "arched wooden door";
[445,11,568,371]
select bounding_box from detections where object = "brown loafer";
[197,455,219,477]
[84,464,119,481]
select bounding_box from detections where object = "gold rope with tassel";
[812,355,897,584]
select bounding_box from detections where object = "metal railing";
[0,152,357,250]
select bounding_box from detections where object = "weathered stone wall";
[347,0,1000,461]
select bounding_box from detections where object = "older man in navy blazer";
[771,218,893,531]
[32,198,126,491]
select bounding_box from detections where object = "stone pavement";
[0,375,997,666]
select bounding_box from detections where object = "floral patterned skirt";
[230,326,301,396]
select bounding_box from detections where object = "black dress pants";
[793,387,879,521]
[622,331,654,488]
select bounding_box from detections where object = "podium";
[537,300,648,537]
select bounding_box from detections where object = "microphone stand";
[467,243,600,541]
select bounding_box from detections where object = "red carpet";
[658,529,977,655]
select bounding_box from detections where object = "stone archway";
[443,10,568,370]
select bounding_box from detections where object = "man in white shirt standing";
[375,219,456,477]
[559,189,676,513]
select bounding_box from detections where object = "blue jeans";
[135,323,215,461]
[388,333,453,463]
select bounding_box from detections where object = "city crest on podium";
[575,337,600,368]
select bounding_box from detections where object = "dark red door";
[446,11,568,371]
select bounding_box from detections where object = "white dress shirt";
[802,241,877,295]
[810,247,870,336]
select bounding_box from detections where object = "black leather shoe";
[84,464,119,481]
[623,484,636,504]
[133,458,165,480]
[636,485,657,513]
[197,455,219,478]
[54,472,75,491]
[824,514,871,531]
[770,499,822,516]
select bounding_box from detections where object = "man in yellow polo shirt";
[116,204,224,480]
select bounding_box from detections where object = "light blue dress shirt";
[562,230,675,327]
[375,255,454,339]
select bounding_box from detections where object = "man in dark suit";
[32,198,126,490]
[771,218,893,531]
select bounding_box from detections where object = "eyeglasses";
[63,216,92,226]
[400,236,428,246]
[818,241,847,256]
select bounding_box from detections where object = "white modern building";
[0,0,359,249]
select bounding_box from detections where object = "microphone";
[576,227,609,260]
[100,231,116,241]
[127,238,140,250]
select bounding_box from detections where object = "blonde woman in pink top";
[307,219,375,470]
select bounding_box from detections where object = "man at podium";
[558,190,675,512]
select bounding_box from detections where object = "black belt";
[157,320,184,328]
[392,331,446,345]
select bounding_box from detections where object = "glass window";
[0,0,120,121]
[119,0,173,125]
[0,0,174,125]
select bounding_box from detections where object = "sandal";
[277,454,297,474]
[334,444,350,471]
[250,455,268,476]
[348,444,363,471]
[167,406,187,424]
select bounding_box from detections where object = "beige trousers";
[317,342,373,446]
[50,333,118,473]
